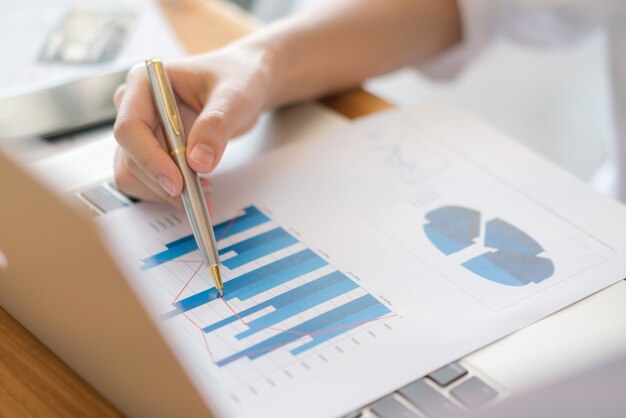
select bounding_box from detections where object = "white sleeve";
[419,0,612,80]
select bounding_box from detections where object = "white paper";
[0,0,184,98]
[99,102,626,418]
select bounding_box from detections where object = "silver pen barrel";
[145,58,224,294]
[175,152,222,274]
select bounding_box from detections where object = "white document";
[0,0,184,98]
[99,102,626,418]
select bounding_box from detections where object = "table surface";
[0,1,391,417]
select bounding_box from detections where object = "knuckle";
[227,88,250,107]
[113,117,142,148]
[112,117,130,145]
[201,110,229,138]
[127,63,146,82]
[113,84,126,106]
[113,120,167,180]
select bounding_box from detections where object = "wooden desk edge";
[0,1,393,417]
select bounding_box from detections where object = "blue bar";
[140,206,269,270]
[202,300,272,334]
[141,236,197,270]
[172,250,326,313]
[213,206,270,241]
[173,287,221,313]
[235,273,358,339]
[220,228,298,270]
[215,294,386,366]
[202,271,354,334]
[290,302,390,355]
[229,250,327,301]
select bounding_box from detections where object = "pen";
[145,58,224,295]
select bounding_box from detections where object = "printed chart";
[365,176,605,311]
[99,103,626,418]
[139,206,394,378]
[424,205,555,286]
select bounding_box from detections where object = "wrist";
[229,28,288,112]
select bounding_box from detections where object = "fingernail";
[189,144,215,170]
[159,175,176,197]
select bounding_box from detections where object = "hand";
[113,44,275,208]
[113,0,461,210]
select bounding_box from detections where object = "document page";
[99,102,626,418]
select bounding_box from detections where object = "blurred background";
[235,0,612,182]
[1,0,613,182]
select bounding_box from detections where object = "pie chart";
[424,206,555,286]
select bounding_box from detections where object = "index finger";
[113,65,183,197]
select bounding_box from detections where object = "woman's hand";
[113,43,276,207]
[112,0,461,209]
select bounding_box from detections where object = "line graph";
[141,206,395,369]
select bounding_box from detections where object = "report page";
[100,102,626,418]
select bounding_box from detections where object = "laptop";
[1,103,625,418]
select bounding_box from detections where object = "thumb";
[186,89,245,173]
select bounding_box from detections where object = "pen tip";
[208,264,224,297]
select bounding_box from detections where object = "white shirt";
[423,0,626,200]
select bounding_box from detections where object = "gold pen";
[145,58,224,295]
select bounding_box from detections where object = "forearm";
[237,0,462,108]
[112,0,462,203]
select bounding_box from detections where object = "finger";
[115,147,214,210]
[123,152,186,210]
[114,148,183,209]
[114,147,160,201]
[114,84,126,110]
[186,86,253,173]
[206,197,214,217]
[199,178,214,216]
[199,177,212,193]
[113,65,183,197]
[121,164,214,213]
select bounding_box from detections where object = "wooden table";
[0,1,391,416]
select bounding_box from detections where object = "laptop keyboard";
[344,362,500,418]
[81,184,130,212]
[449,377,498,409]
[398,379,462,417]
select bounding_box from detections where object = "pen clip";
[146,58,182,136]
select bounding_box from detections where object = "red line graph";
[173,263,203,301]
[160,208,396,367]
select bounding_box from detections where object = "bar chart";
[141,206,393,368]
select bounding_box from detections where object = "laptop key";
[67,195,99,217]
[370,395,419,418]
[428,363,468,387]
[68,195,90,210]
[81,185,128,213]
[450,377,497,409]
[399,379,460,417]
